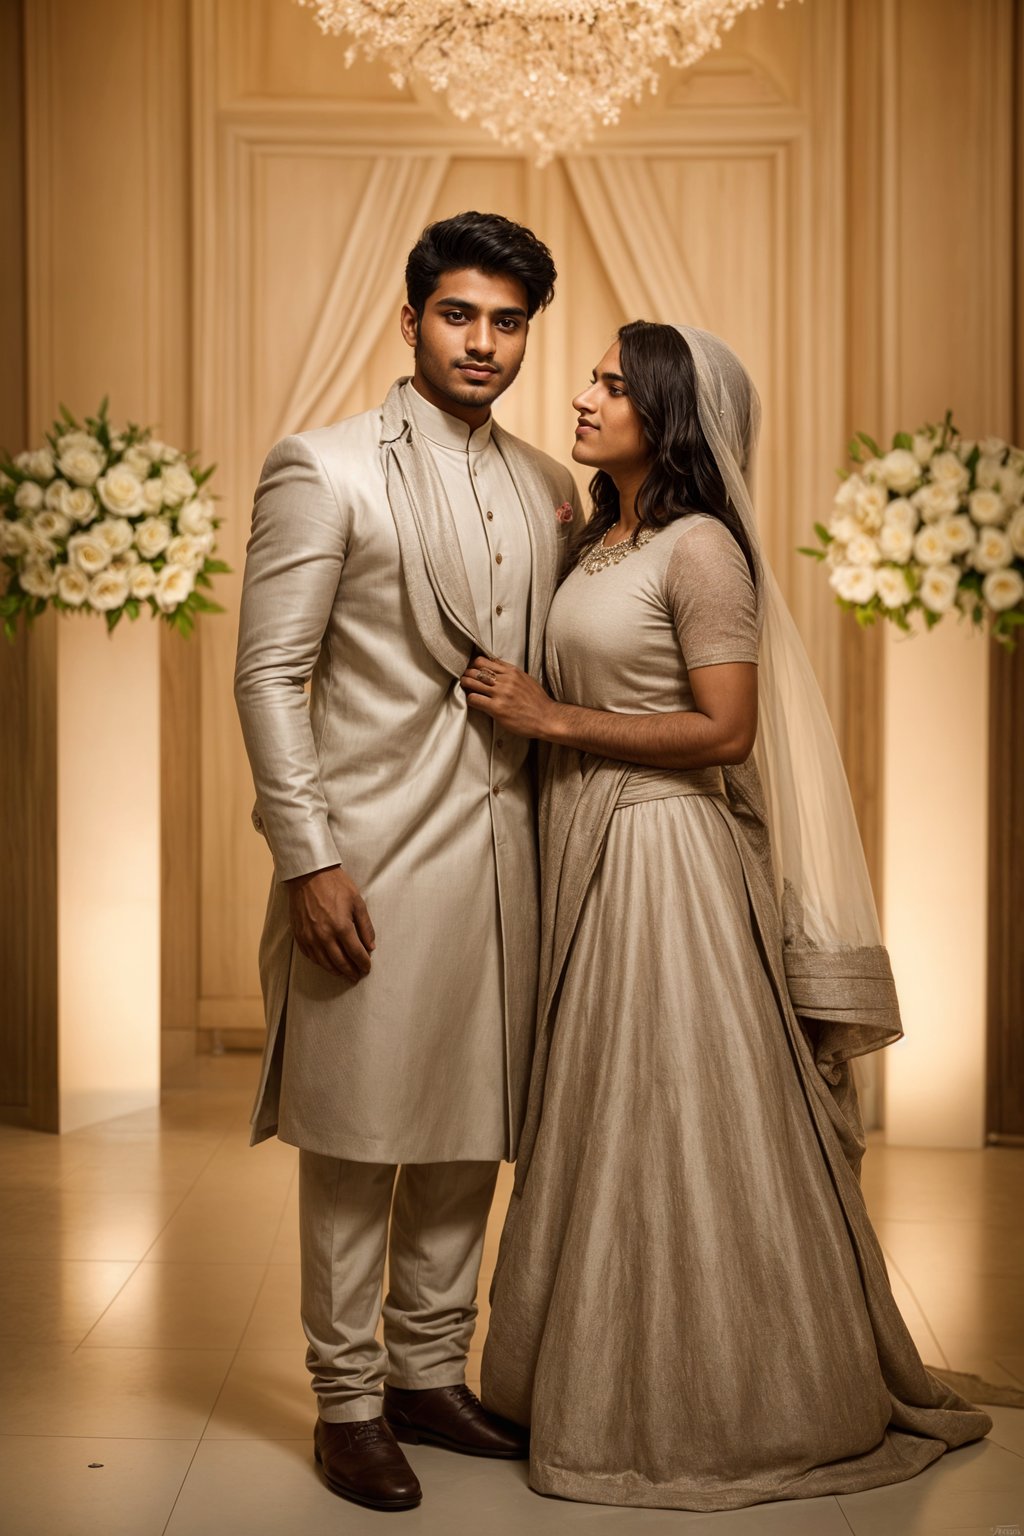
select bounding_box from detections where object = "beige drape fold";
[275,156,450,437]
[563,156,708,325]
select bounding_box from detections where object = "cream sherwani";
[236,379,579,1163]
[234,376,580,1419]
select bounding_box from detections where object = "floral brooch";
[555,501,574,524]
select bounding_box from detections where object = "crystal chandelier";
[296,0,793,162]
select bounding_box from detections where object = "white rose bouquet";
[800,412,1024,649]
[0,400,228,640]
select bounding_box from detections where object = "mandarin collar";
[403,381,493,454]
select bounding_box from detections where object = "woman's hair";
[571,320,757,583]
[405,212,557,320]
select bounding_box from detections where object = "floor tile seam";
[151,1117,255,1536]
[126,1124,239,1273]
[158,1437,206,1533]
[87,1257,270,1270]
[879,1244,950,1370]
[0,1432,201,1444]
[69,1130,234,1353]
[986,1433,1024,1461]
[833,1493,858,1535]
[158,1262,273,1535]
[994,1357,1024,1388]
[75,1342,270,1351]
[264,1171,298,1262]
[71,1258,146,1356]
[193,1252,274,1442]
[866,1215,1024,1228]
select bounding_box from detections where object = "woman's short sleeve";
[665,517,759,669]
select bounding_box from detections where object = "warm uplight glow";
[57,618,161,1132]
[883,622,988,1149]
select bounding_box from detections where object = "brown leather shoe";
[313,1416,422,1510]
[383,1383,529,1459]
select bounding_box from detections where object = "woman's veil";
[678,325,902,1075]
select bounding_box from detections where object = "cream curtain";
[564,156,708,327]
[276,155,450,437]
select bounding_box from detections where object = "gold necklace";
[577,524,658,576]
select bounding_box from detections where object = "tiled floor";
[1,1054,1022,1536]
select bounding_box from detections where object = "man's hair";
[405,211,557,320]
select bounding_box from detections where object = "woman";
[460,322,991,1511]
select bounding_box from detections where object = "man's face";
[401,267,530,424]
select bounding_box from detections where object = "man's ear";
[399,303,419,351]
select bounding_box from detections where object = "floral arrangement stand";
[802,414,1017,1148]
[1,404,228,1132]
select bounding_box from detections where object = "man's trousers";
[299,1151,500,1422]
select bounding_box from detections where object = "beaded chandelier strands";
[296,0,794,163]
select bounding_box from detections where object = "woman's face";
[571,342,650,477]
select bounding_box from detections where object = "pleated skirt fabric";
[480,791,991,1511]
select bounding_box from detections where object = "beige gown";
[480,513,991,1511]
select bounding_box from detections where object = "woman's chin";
[571,440,597,465]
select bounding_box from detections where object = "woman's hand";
[460,655,562,741]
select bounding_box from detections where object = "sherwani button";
[495,553,503,565]
[486,510,494,520]
[492,785,502,797]
[495,604,503,615]
[495,737,505,749]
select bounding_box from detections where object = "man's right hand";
[285,865,376,982]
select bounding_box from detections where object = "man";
[234,211,581,1513]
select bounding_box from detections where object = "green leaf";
[893,432,913,451]
[939,409,958,451]
[797,547,827,561]
[847,438,863,463]
[203,559,231,574]
[813,522,833,545]
[125,599,140,621]
[857,431,883,458]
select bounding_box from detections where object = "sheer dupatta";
[677,327,903,1098]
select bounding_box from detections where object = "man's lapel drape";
[492,422,560,679]
[380,380,482,678]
